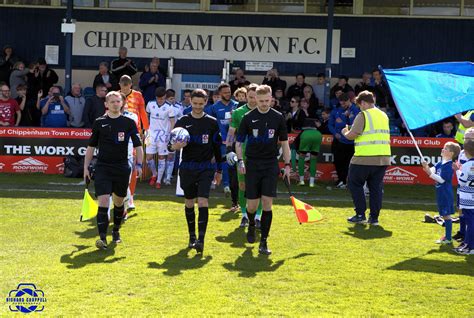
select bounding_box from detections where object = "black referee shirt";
[237,108,288,161]
[88,114,142,164]
[175,113,223,168]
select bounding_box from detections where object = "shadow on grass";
[222,249,315,278]
[387,247,474,276]
[60,244,126,269]
[148,248,212,276]
[343,224,393,240]
[219,209,240,222]
[215,227,259,249]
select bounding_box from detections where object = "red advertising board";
[0,127,449,185]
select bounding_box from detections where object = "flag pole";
[379,66,425,160]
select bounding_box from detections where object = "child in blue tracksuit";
[453,139,474,254]
[422,141,461,244]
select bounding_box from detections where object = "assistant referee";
[236,84,291,255]
[84,91,143,250]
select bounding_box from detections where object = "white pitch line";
[0,188,436,206]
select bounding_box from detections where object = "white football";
[170,127,190,145]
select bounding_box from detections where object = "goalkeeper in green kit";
[226,84,263,228]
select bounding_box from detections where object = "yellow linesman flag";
[290,196,323,224]
[80,189,98,221]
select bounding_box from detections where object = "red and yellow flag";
[291,196,323,223]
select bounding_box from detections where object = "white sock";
[166,158,175,181]
[157,159,166,184]
[147,159,157,177]
[309,177,315,184]
[299,176,304,182]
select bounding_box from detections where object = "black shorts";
[179,168,214,199]
[245,159,279,199]
[94,162,131,198]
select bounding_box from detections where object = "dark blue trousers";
[348,164,388,218]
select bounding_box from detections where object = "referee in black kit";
[170,89,224,254]
[84,91,143,250]
[236,85,291,255]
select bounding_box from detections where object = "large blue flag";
[382,62,474,130]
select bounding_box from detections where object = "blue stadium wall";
[0,7,473,77]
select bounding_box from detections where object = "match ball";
[170,127,190,145]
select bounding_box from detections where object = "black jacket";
[82,95,106,128]
[93,72,119,91]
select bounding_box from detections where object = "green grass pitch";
[0,174,473,316]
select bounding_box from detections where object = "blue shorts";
[438,205,454,216]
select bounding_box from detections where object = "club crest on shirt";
[118,132,125,142]
[202,134,209,144]
[253,129,259,137]
[268,129,275,139]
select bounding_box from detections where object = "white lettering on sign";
[73,22,341,64]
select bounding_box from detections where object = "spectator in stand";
[329,86,344,109]
[143,57,167,78]
[302,85,319,118]
[229,68,250,94]
[234,87,247,107]
[26,63,40,101]
[316,108,331,135]
[262,68,286,95]
[9,62,29,98]
[139,61,165,104]
[0,45,20,85]
[286,73,309,99]
[274,87,289,114]
[436,121,455,138]
[93,62,119,91]
[287,96,306,132]
[82,83,107,128]
[330,75,354,98]
[329,93,360,189]
[312,73,326,107]
[0,83,21,126]
[111,47,137,80]
[354,72,373,95]
[31,58,59,98]
[40,85,70,128]
[16,84,39,126]
[65,83,85,128]
[372,69,390,108]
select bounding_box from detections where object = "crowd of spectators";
[0,44,459,139]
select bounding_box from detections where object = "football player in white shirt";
[146,87,175,188]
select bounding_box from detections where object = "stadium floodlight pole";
[323,0,335,108]
[64,0,73,94]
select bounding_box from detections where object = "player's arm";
[212,122,224,185]
[139,96,149,132]
[130,122,144,178]
[169,107,176,130]
[235,116,248,174]
[279,115,291,180]
[83,146,95,182]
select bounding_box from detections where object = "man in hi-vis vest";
[454,111,474,145]
[341,91,391,226]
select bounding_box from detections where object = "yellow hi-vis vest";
[455,110,474,144]
[354,107,391,156]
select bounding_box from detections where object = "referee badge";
[253,129,259,137]
[268,129,275,139]
[202,134,209,144]
[118,132,125,142]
